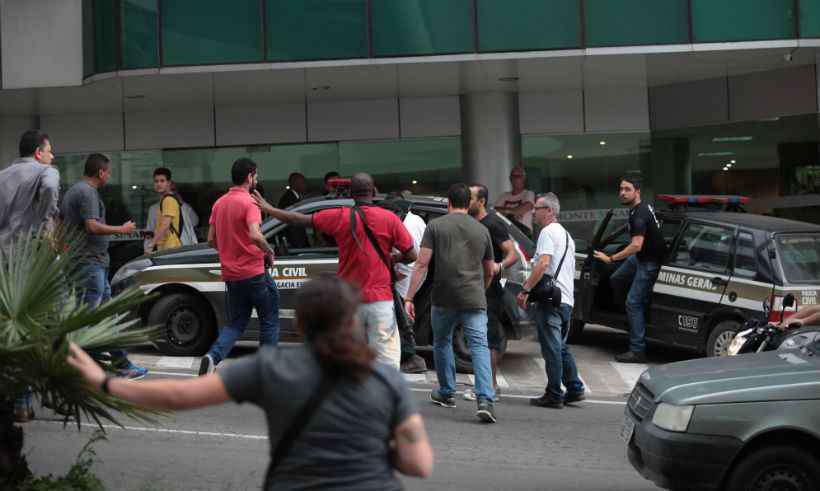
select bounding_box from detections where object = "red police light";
[657,195,750,206]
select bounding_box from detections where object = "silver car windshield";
[775,233,820,284]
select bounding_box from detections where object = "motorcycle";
[727,294,797,356]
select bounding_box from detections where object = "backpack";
[160,194,198,245]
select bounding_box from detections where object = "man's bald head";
[351,172,375,200]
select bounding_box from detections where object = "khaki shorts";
[358,301,400,370]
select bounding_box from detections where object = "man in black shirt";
[469,184,519,398]
[593,176,665,363]
[278,172,309,248]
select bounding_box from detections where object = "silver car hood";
[642,351,820,405]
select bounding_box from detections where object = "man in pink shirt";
[199,158,279,375]
[253,173,416,369]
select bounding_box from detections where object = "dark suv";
[112,194,535,371]
[571,201,820,357]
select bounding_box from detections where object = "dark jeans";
[533,303,584,401]
[78,263,130,368]
[610,256,660,353]
[208,273,280,364]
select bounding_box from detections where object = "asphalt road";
[22,387,658,490]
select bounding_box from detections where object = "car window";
[775,233,820,284]
[268,214,338,257]
[669,222,733,273]
[733,231,757,279]
[660,218,683,249]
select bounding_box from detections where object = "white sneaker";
[463,388,476,401]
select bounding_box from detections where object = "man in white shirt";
[390,198,428,374]
[517,193,585,409]
[494,165,535,236]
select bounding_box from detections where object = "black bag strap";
[270,373,338,472]
[554,230,570,276]
[159,194,185,239]
[351,206,397,284]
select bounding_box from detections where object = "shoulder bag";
[530,230,570,308]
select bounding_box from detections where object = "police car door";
[650,220,735,348]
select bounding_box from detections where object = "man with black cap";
[253,173,417,370]
[593,176,666,363]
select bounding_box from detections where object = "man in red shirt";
[253,173,416,369]
[199,158,279,375]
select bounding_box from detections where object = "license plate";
[620,414,636,444]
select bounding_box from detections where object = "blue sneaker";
[117,364,148,380]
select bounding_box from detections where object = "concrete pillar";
[460,92,521,200]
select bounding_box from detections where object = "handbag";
[350,207,412,334]
[530,230,570,308]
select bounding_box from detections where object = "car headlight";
[652,403,694,432]
[112,258,153,285]
[727,328,752,356]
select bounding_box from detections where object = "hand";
[252,190,274,215]
[264,250,275,269]
[516,291,529,309]
[66,342,106,391]
[593,250,611,264]
[404,299,416,321]
[120,220,136,234]
[493,262,503,276]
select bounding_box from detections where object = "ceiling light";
[726,163,733,168]
[285,185,290,190]
[712,136,753,143]
[599,141,606,146]
[412,180,418,185]
[131,185,138,190]
[730,160,736,164]
[566,154,574,159]
[722,167,729,171]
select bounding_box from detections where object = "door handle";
[711,277,728,287]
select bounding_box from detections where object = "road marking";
[35,420,269,441]
[408,388,625,406]
[610,362,648,391]
[402,373,427,384]
[155,357,195,369]
[147,370,196,377]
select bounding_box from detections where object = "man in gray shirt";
[404,183,497,423]
[61,153,146,380]
[0,130,59,253]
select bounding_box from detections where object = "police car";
[570,195,820,357]
[111,191,534,372]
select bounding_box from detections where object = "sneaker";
[615,351,647,364]
[564,391,586,404]
[430,389,456,408]
[117,365,148,380]
[198,354,216,376]
[462,388,476,401]
[476,400,497,423]
[530,393,563,409]
[400,354,427,374]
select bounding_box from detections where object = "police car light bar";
[656,195,750,206]
[327,177,352,197]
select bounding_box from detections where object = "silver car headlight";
[652,403,694,432]
[727,328,753,356]
[112,258,153,285]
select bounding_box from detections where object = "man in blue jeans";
[198,158,279,375]
[518,193,585,409]
[594,176,666,363]
[404,183,497,423]
[61,153,147,379]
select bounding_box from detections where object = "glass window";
[477,0,580,52]
[670,222,734,273]
[522,133,650,243]
[586,0,689,47]
[83,0,95,77]
[801,0,820,38]
[660,218,683,248]
[162,0,263,66]
[371,0,474,56]
[776,234,820,284]
[122,0,159,69]
[266,0,367,61]
[691,0,796,43]
[734,231,757,279]
[94,0,119,73]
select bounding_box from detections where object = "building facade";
[1,0,820,245]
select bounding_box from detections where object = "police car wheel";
[706,320,741,357]
[149,293,217,356]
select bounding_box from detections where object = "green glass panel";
[122,0,158,69]
[94,0,118,73]
[692,0,796,43]
[371,0,474,56]
[801,0,820,38]
[586,0,689,47]
[83,0,95,77]
[162,0,263,66]
[266,0,367,61]
[478,0,580,52]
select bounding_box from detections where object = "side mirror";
[783,293,796,309]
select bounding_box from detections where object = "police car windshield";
[775,234,820,284]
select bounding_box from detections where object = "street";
[22,325,694,490]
